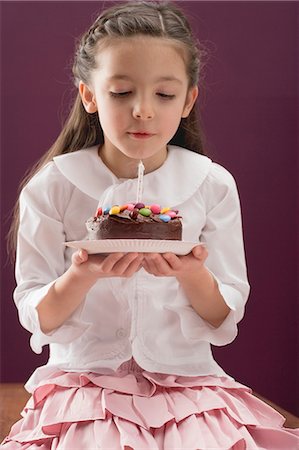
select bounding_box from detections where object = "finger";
[145,254,171,275]
[113,253,143,276]
[192,245,207,260]
[142,256,158,274]
[142,259,155,275]
[122,255,144,277]
[103,252,140,275]
[162,253,181,270]
[95,252,124,273]
[84,252,115,273]
[72,248,88,265]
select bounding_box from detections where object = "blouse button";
[116,328,127,339]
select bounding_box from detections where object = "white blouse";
[14,145,250,389]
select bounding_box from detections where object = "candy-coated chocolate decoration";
[95,204,180,221]
[110,206,121,215]
[96,207,102,217]
[159,214,171,222]
[135,202,145,209]
[165,210,177,218]
[150,204,161,214]
[130,208,139,219]
[139,208,151,217]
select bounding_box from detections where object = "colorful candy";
[95,207,102,217]
[150,204,161,214]
[159,214,171,222]
[97,203,180,221]
[139,208,151,217]
[165,210,177,218]
[130,208,139,219]
[110,206,121,215]
[135,202,145,209]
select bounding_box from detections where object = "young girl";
[2,1,299,449]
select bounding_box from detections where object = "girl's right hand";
[37,249,144,335]
[71,249,143,280]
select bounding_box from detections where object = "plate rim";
[64,239,201,255]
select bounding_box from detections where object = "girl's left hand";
[142,244,208,278]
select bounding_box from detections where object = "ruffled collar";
[53,145,212,207]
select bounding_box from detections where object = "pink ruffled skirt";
[1,359,299,449]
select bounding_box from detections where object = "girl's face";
[80,36,198,177]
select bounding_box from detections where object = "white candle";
[136,160,145,203]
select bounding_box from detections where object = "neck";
[98,145,168,179]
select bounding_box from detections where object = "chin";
[120,148,158,161]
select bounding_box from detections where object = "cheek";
[98,102,127,130]
[162,105,183,130]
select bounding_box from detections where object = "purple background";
[1,1,298,415]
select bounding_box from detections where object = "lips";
[128,131,155,139]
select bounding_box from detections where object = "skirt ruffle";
[1,360,299,449]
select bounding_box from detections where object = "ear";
[182,86,198,118]
[79,81,98,113]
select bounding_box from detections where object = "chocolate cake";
[86,203,182,240]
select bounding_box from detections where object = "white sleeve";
[180,164,250,346]
[14,164,90,354]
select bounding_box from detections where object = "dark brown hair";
[8,1,207,256]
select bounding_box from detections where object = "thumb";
[72,248,88,265]
[192,245,204,259]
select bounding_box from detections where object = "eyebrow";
[108,75,183,84]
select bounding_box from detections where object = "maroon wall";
[1,1,298,415]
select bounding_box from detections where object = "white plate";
[64,239,201,255]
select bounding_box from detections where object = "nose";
[132,97,154,120]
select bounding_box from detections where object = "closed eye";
[109,91,132,98]
[157,93,176,99]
